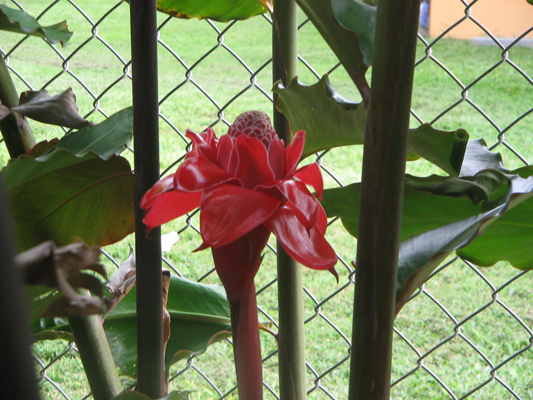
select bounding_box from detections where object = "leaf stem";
[0,54,36,157]
[348,1,420,399]
[273,2,307,399]
[69,315,123,400]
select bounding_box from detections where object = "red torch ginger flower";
[141,111,336,400]
[141,111,336,270]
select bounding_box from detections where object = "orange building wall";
[429,0,533,39]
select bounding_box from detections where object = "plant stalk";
[348,1,420,399]
[212,227,271,400]
[0,54,36,157]
[273,2,307,399]
[68,315,123,400]
[130,0,164,397]
[0,177,40,400]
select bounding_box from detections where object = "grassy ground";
[2,0,533,399]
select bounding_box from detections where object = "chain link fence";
[1,0,532,399]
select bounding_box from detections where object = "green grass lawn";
[2,0,533,399]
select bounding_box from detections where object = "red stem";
[211,226,270,400]
[229,281,263,399]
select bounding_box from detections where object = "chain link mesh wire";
[1,0,532,398]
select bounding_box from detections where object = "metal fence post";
[130,0,164,396]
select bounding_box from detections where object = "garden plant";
[0,0,532,400]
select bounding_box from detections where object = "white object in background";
[161,231,179,253]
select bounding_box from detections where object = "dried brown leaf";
[17,239,108,317]
[12,88,91,129]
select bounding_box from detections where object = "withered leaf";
[17,239,108,318]
[12,88,91,129]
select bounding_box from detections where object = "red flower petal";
[233,135,275,188]
[275,180,322,229]
[143,190,202,230]
[186,129,217,163]
[216,134,235,173]
[200,184,280,247]
[268,138,286,179]
[140,175,175,210]
[264,206,337,270]
[293,162,324,199]
[175,151,237,192]
[285,130,306,176]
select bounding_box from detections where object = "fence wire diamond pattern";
[1,0,532,399]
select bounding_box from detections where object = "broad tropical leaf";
[457,167,533,269]
[274,76,469,175]
[459,138,508,176]
[130,0,272,22]
[274,76,366,158]
[31,276,231,376]
[322,167,533,314]
[104,275,231,377]
[295,0,371,96]
[331,0,376,66]
[3,107,133,191]
[4,151,134,251]
[0,5,72,46]
[55,106,133,159]
[321,182,482,241]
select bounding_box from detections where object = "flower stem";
[273,2,307,400]
[229,283,263,400]
[348,1,420,399]
[0,54,36,157]
[212,228,270,400]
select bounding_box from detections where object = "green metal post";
[273,2,306,399]
[130,0,164,397]
[348,0,420,399]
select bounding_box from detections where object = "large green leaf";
[105,275,231,377]
[55,107,133,160]
[30,276,231,376]
[395,206,503,313]
[457,167,533,269]
[331,0,376,66]
[274,76,469,175]
[459,138,507,176]
[0,5,72,46]
[132,0,271,22]
[322,182,482,241]
[274,76,367,159]
[408,125,469,176]
[322,168,533,314]
[5,150,134,251]
[3,107,134,191]
[295,0,370,96]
